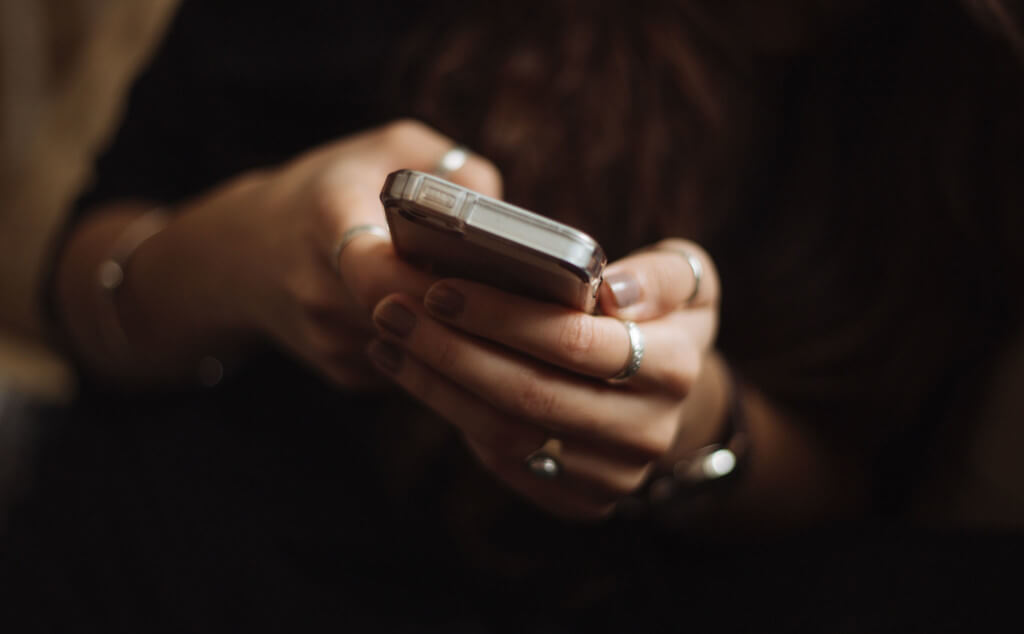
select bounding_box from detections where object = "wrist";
[618,352,751,527]
[119,210,253,362]
[57,202,253,388]
[662,351,733,468]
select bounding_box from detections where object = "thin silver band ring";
[658,247,704,305]
[610,319,645,382]
[433,145,470,178]
[332,224,389,273]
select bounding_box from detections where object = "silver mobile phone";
[380,169,606,312]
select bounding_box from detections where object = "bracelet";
[95,208,170,364]
[618,371,751,525]
[94,209,228,388]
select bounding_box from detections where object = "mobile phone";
[380,169,606,312]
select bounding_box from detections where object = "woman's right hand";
[88,120,502,388]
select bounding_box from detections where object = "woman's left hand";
[367,239,720,520]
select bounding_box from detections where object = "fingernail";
[604,270,641,309]
[374,301,416,338]
[367,340,403,374]
[424,284,465,319]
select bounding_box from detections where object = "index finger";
[598,239,719,322]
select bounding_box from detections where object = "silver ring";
[433,145,470,178]
[331,224,389,273]
[658,247,703,305]
[610,320,645,382]
[524,438,563,479]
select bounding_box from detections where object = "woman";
[26,0,1024,629]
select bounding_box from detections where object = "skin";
[367,241,723,520]
[54,119,869,528]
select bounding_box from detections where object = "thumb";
[598,239,718,321]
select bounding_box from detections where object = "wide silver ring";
[524,438,563,479]
[433,145,470,178]
[610,320,645,382]
[331,224,390,273]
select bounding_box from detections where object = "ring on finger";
[525,437,564,479]
[331,224,390,274]
[658,246,703,305]
[433,145,470,178]
[609,319,645,382]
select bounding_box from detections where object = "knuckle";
[345,250,399,310]
[615,466,653,497]
[629,424,676,460]
[662,369,694,400]
[301,325,348,365]
[310,174,342,213]
[284,270,323,308]
[557,313,597,362]
[379,118,428,146]
[301,283,344,316]
[434,338,462,372]
[337,238,395,310]
[406,361,440,403]
[346,272,382,310]
[319,355,378,389]
[297,320,329,353]
[311,179,367,230]
[509,370,559,421]
[593,466,651,499]
[302,323,334,354]
[662,342,701,399]
[649,255,682,296]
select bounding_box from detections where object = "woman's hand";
[366,239,722,519]
[71,120,501,387]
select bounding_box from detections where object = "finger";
[313,118,501,258]
[372,295,680,459]
[365,339,547,458]
[538,440,653,502]
[282,317,387,389]
[424,279,709,393]
[316,120,502,260]
[325,119,503,306]
[364,119,503,198]
[466,438,618,521]
[464,437,656,521]
[338,237,439,311]
[366,338,648,517]
[598,238,720,321]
